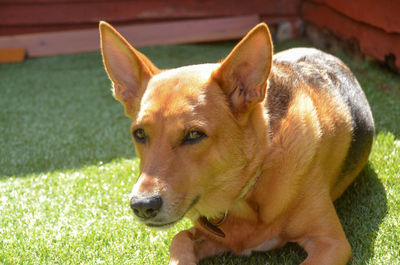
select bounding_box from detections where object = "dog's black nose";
[130,195,163,219]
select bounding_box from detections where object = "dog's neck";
[197,104,268,238]
[198,167,262,237]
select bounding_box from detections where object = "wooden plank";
[303,2,400,69]
[307,0,400,34]
[0,48,26,63]
[0,0,299,26]
[0,16,260,58]
[0,16,299,37]
[0,24,96,37]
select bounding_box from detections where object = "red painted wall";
[303,0,400,69]
[0,0,300,36]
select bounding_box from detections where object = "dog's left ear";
[213,23,273,115]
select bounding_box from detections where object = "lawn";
[0,40,399,265]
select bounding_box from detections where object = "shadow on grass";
[0,52,137,178]
[200,163,387,265]
[0,103,136,179]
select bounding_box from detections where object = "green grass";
[0,40,399,264]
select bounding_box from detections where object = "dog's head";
[100,22,273,227]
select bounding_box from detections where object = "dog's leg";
[295,200,352,265]
[299,236,352,265]
[169,228,229,265]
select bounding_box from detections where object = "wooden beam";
[0,16,260,58]
[0,48,26,63]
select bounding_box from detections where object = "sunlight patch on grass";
[366,132,400,265]
[0,158,192,264]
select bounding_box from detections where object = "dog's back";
[266,48,374,199]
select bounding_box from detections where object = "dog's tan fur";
[100,22,374,265]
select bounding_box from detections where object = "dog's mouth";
[144,195,200,228]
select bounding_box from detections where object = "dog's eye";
[133,128,146,143]
[182,130,207,145]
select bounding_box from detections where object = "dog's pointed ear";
[213,23,273,115]
[99,21,159,117]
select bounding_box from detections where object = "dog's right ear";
[99,21,159,118]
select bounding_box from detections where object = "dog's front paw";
[169,230,198,265]
[169,258,197,265]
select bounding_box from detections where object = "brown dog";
[99,22,374,265]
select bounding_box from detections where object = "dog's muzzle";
[130,195,163,219]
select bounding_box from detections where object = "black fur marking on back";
[333,63,375,178]
[266,62,296,135]
[275,48,375,178]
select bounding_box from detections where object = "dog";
[99,21,374,265]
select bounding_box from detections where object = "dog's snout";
[130,195,163,219]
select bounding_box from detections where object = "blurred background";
[0,0,399,72]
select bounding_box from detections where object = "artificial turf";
[0,40,399,264]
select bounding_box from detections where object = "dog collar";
[198,211,228,238]
[198,168,262,238]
